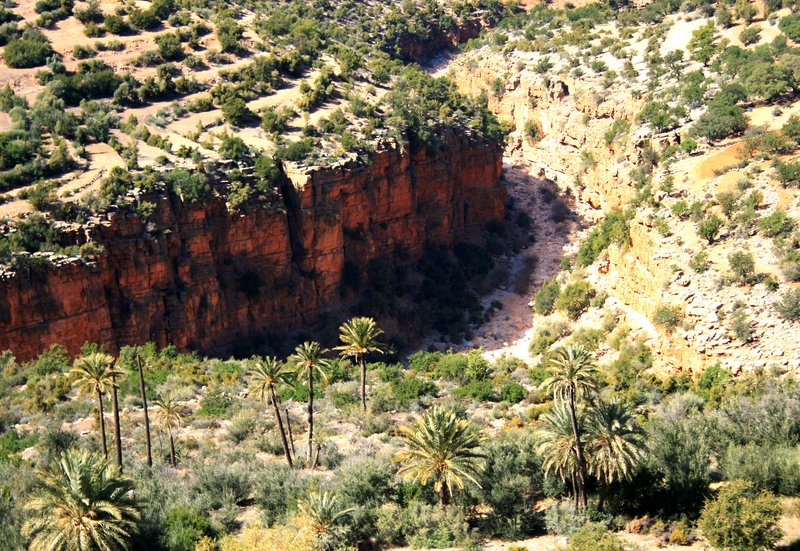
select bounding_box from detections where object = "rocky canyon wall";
[446,56,645,210]
[0,133,504,361]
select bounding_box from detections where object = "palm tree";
[587,400,645,511]
[21,448,139,551]
[541,345,598,509]
[250,357,294,468]
[393,406,484,506]
[535,402,585,509]
[334,317,388,411]
[109,362,124,472]
[287,341,330,464]
[134,353,153,468]
[299,491,354,550]
[152,393,183,467]
[70,353,119,460]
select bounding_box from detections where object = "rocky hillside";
[443,5,800,375]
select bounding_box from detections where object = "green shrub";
[773,159,800,186]
[692,101,747,141]
[775,288,800,320]
[728,251,755,283]
[253,463,308,526]
[168,169,211,203]
[391,375,437,403]
[4,38,53,68]
[697,214,723,244]
[722,445,800,495]
[162,507,213,551]
[500,381,527,403]
[103,14,128,34]
[198,387,231,416]
[728,308,752,342]
[128,8,159,30]
[576,210,630,267]
[156,32,183,61]
[454,379,495,401]
[690,251,710,273]
[698,480,782,551]
[534,279,561,315]
[782,115,800,141]
[739,25,760,45]
[544,501,588,535]
[652,304,681,332]
[779,12,800,41]
[567,523,624,551]
[554,280,596,320]
[758,211,795,237]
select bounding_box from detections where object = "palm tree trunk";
[285,408,296,456]
[568,389,588,510]
[360,354,367,412]
[136,355,152,468]
[571,475,578,510]
[438,486,449,507]
[97,390,108,459]
[111,372,123,472]
[270,386,293,468]
[311,442,320,470]
[307,370,314,464]
[168,426,176,467]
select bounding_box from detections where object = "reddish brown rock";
[0,134,504,360]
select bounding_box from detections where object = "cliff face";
[0,134,504,360]
[445,55,645,211]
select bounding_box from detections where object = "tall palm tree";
[287,341,330,464]
[250,357,294,468]
[134,353,153,468]
[334,317,388,411]
[535,402,585,509]
[70,353,119,460]
[109,362,124,472]
[393,406,484,506]
[587,400,645,511]
[541,345,598,509]
[299,491,354,551]
[21,449,139,551]
[152,393,183,467]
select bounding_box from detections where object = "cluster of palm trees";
[248,317,388,468]
[537,345,645,511]
[64,317,388,473]
[69,351,184,472]
[390,345,645,512]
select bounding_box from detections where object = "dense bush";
[534,279,561,315]
[652,304,681,332]
[698,480,782,551]
[554,280,596,320]
[576,210,630,267]
[728,251,755,283]
[4,37,53,68]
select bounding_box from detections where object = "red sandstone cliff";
[0,133,504,360]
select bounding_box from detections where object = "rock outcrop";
[0,133,504,360]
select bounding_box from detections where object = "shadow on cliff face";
[230,163,584,360]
